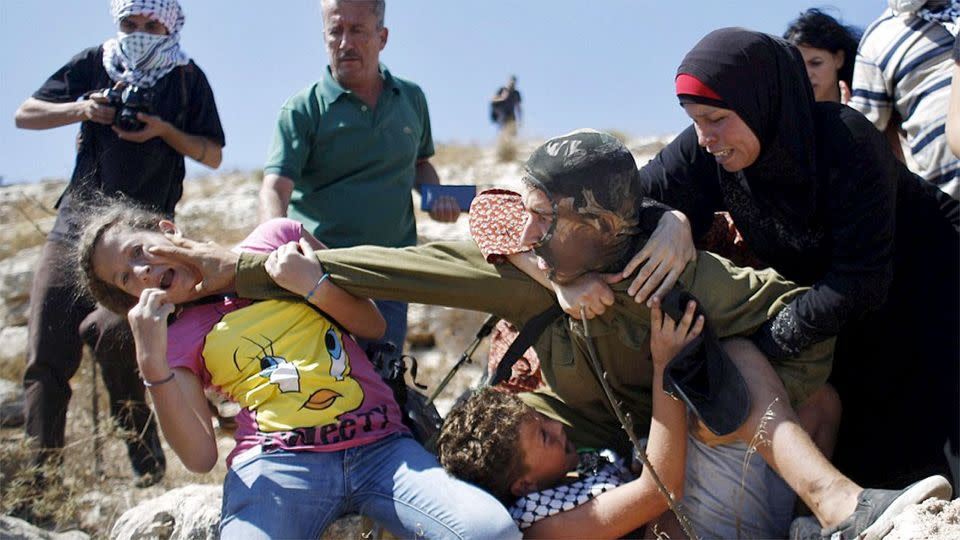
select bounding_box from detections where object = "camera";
[103,84,154,132]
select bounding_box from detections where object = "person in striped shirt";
[849,0,960,200]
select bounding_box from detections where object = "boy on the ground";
[439,300,796,538]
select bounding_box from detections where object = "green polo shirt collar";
[318,63,400,104]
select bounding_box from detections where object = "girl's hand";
[650,298,704,370]
[621,210,695,307]
[552,272,617,319]
[127,288,175,379]
[265,238,324,297]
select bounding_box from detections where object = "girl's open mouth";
[160,268,174,290]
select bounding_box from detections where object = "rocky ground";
[1,135,957,539]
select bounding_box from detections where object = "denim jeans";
[220,433,520,539]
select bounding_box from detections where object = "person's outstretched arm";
[506,252,617,320]
[15,95,113,130]
[230,241,556,327]
[265,238,386,340]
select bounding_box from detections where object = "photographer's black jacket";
[33,45,225,241]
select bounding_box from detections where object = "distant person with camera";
[13,0,224,494]
[258,0,459,352]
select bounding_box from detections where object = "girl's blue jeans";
[220,433,520,539]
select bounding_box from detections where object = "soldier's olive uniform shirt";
[263,64,434,249]
[236,241,834,455]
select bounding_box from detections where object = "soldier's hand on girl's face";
[148,236,237,298]
[265,238,325,298]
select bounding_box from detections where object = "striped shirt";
[850,7,959,200]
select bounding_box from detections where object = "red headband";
[675,73,723,100]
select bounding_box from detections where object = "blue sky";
[2,1,879,184]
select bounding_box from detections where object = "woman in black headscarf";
[634,27,959,490]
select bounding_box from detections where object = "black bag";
[366,342,443,451]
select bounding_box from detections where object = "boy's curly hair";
[436,387,534,502]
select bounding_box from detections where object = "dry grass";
[182,169,261,201]
[0,354,229,536]
[495,128,519,163]
[432,144,486,170]
[0,182,61,258]
[736,397,778,538]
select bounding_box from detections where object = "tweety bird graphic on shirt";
[203,300,365,431]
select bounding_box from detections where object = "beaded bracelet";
[305,272,331,303]
[143,372,175,388]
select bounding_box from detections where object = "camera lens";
[116,108,144,131]
[111,85,150,132]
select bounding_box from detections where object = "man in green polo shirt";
[257,0,459,349]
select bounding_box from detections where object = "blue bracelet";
[305,272,331,302]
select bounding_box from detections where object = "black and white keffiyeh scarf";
[508,450,634,530]
[102,0,190,88]
[917,0,960,35]
[891,0,960,33]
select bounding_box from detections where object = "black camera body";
[104,84,154,132]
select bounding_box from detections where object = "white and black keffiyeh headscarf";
[890,0,960,33]
[508,450,634,530]
[102,0,190,88]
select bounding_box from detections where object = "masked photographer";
[13,0,224,493]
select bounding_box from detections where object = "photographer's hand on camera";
[14,95,115,130]
[81,92,117,125]
[112,111,170,142]
[109,110,222,168]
